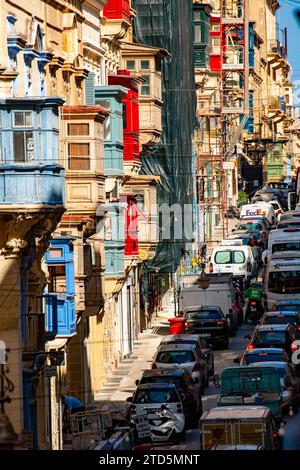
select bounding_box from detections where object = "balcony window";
[68,143,90,170]
[48,264,66,293]
[141,75,150,96]
[211,24,220,32]
[68,123,89,136]
[194,11,201,21]
[141,60,150,70]
[13,131,34,162]
[211,37,221,54]
[194,25,203,43]
[126,60,136,71]
[13,111,33,127]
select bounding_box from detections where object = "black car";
[260,311,300,337]
[135,368,202,428]
[245,324,298,359]
[237,348,290,366]
[184,306,229,350]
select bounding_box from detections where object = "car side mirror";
[244,334,251,340]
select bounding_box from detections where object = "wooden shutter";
[84,72,95,105]
[68,143,90,170]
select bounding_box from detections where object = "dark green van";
[217,366,283,420]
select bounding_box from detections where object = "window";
[212,24,220,32]
[141,75,150,96]
[48,248,63,258]
[272,242,300,254]
[68,123,89,136]
[268,271,300,294]
[126,60,136,71]
[140,60,150,70]
[68,143,90,170]
[13,112,32,127]
[194,11,201,21]
[13,131,34,162]
[194,25,202,43]
[211,37,221,54]
[214,250,245,264]
[48,265,66,293]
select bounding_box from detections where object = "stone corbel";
[0,238,28,258]
[37,51,54,73]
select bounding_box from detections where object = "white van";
[210,245,257,282]
[240,203,275,225]
[268,228,300,259]
[264,253,300,309]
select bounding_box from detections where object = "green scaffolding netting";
[133,0,197,273]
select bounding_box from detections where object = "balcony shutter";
[84,72,95,105]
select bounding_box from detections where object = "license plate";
[199,333,211,337]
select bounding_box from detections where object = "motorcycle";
[245,299,264,323]
[146,404,185,443]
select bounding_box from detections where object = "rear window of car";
[156,350,195,364]
[214,251,245,264]
[243,353,285,364]
[275,304,300,313]
[134,388,179,404]
[140,376,184,391]
[277,222,300,229]
[264,315,297,326]
[238,224,262,231]
[185,310,222,320]
[254,331,286,344]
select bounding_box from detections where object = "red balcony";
[103,0,131,24]
[125,196,139,256]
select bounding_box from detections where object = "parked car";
[260,311,300,336]
[249,362,299,413]
[152,343,208,389]
[135,368,202,428]
[183,306,230,350]
[244,324,299,359]
[128,383,185,443]
[234,219,270,240]
[237,348,290,366]
[159,334,214,376]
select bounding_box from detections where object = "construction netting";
[133,0,197,273]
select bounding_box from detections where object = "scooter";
[147,405,185,443]
[245,300,264,323]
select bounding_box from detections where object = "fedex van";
[240,203,275,225]
[268,228,300,259]
[264,253,300,309]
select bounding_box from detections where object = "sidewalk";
[94,311,172,410]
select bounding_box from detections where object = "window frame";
[13,130,34,163]
[13,111,33,128]
[68,142,91,171]
[140,59,150,70]
[126,60,136,71]
[140,74,151,97]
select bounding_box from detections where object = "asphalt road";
[155,322,300,450]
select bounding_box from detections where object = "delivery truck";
[200,406,281,450]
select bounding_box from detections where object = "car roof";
[256,324,290,331]
[184,305,221,312]
[160,334,201,343]
[244,348,286,355]
[264,311,299,316]
[137,383,177,390]
[141,369,186,378]
[157,343,197,352]
[249,362,287,369]
[276,300,300,305]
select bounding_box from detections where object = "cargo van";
[179,274,238,333]
[217,366,283,421]
[264,253,300,310]
[210,245,257,282]
[240,203,275,225]
[268,228,300,259]
[200,406,281,450]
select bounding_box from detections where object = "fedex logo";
[245,209,267,216]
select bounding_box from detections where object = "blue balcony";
[0,163,65,206]
[105,242,125,276]
[45,237,76,337]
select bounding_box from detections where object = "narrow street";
[96,318,300,450]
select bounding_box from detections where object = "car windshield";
[268,271,300,294]
[238,224,262,231]
[277,222,300,229]
[134,389,179,404]
[254,331,286,344]
[215,251,245,264]
[185,310,221,320]
[272,242,300,254]
[264,315,297,326]
[244,353,285,364]
[156,350,195,364]
[140,376,184,391]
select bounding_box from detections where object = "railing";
[0,164,65,206]
[268,40,287,59]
